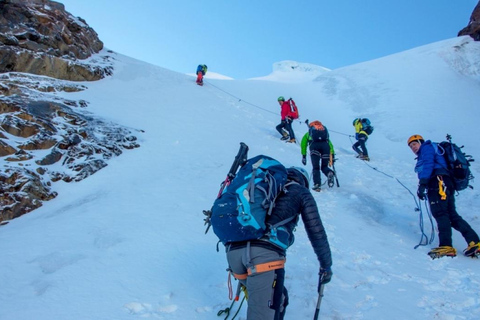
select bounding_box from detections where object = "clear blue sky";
[59,0,477,79]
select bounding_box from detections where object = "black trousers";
[276,119,295,139]
[352,133,368,156]
[310,141,334,186]
[427,175,480,247]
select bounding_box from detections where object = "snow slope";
[250,60,331,82]
[1,36,480,320]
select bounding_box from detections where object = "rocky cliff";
[458,1,480,40]
[0,0,110,80]
[0,0,140,222]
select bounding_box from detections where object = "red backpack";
[287,98,299,119]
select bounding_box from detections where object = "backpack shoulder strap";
[431,142,449,170]
[283,180,299,189]
[269,215,297,229]
[432,142,446,156]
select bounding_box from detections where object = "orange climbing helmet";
[407,134,424,146]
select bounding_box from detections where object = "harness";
[229,241,286,281]
[232,260,286,280]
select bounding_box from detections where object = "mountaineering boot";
[463,241,480,258]
[286,138,296,143]
[360,155,370,161]
[327,172,335,188]
[280,135,289,141]
[427,246,457,259]
[355,152,364,159]
[312,184,321,192]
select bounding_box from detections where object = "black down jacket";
[229,169,332,270]
[267,170,332,269]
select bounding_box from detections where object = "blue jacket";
[415,140,449,184]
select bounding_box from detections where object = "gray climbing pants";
[226,244,288,320]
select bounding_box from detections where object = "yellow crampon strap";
[437,176,447,200]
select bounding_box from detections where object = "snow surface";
[250,60,331,82]
[1,36,480,320]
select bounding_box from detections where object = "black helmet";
[287,166,310,188]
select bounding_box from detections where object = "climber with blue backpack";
[196,64,208,86]
[352,118,373,161]
[408,134,480,259]
[204,144,332,319]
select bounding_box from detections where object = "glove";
[355,133,359,140]
[319,267,333,287]
[417,184,427,200]
[302,155,307,165]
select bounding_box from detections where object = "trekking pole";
[217,142,249,198]
[332,161,340,188]
[313,273,325,320]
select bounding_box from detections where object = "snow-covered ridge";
[250,60,331,82]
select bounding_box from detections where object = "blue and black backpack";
[210,155,294,249]
[361,118,374,135]
[433,140,474,191]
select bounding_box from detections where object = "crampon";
[427,246,457,260]
[463,242,480,258]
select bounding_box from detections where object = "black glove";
[302,155,307,165]
[417,184,427,200]
[319,267,333,287]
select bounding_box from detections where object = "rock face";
[0,1,141,222]
[458,1,480,41]
[0,72,141,222]
[0,0,112,81]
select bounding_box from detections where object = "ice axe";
[313,273,325,320]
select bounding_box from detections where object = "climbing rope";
[329,128,354,138]
[414,199,435,249]
[204,79,433,247]
[347,135,435,247]
[205,80,278,116]
[217,296,246,320]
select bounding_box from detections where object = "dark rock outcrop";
[458,1,480,41]
[0,0,112,81]
[0,1,141,222]
[0,74,141,221]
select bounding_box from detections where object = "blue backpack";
[210,155,292,248]
[361,118,374,135]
